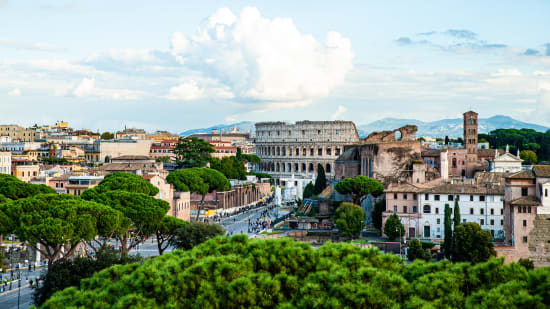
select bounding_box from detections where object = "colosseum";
[255,121,361,186]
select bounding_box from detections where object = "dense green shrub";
[41,236,550,308]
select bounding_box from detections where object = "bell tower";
[463,110,478,177]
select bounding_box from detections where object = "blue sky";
[1,1,550,132]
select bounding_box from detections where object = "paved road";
[0,267,45,309]
[220,204,289,236]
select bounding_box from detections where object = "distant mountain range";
[356,115,550,138]
[180,116,549,138]
[180,121,255,136]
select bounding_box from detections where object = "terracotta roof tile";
[507,170,535,179]
[510,196,540,206]
[533,165,550,178]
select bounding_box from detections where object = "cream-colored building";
[0,151,11,175]
[492,147,523,173]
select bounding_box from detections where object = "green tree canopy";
[81,172,159,199]
[153,216,188,255]
[0,174,56,200]
[169,222,225,250]
[0,194,124,267]
[520,150,538,165]
[210,156,247,180]
[334,202,365,238]
[314,164,327,195]
[100,132,114,140]
[407,238,431,262]
[174,137,214,168]
[33,246,142,306]
[248,172,273,184]
[384,213,405,241]
[302,182,314,199]
[452,222,496,263]
[334,175,384,205]
[85,190,170,255]
[241,154,261,164]
[42,236,549,309]
[167,168,231,220]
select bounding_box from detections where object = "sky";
[1,1,550,133]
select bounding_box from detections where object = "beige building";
[0,152,11,175]
[65,176,103,196]
[0,125,38,142]
[499,166,550,267]
[99,139,152,163]
[208,141,237,159]
[256,121,360,185]
[115,128,147,140]
[143,174,190,221]
[11,160,39,182]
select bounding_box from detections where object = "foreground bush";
[42,236,550,308]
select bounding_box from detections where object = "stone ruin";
[363,125,418,143]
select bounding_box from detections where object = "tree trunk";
[195,195,206,221]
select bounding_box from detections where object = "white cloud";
[8,88,20,96]
[166,80,203,100]
[169,7,354,105]
[331,105,347,120]
[71,78,143,100]
[0,38,63,52]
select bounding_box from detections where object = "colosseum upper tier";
[255,121,360,186]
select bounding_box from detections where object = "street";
[0,267,44,309]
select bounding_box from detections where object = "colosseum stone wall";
[255,121,360,186]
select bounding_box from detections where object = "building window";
[435,207,439,214]
[490,208,494,215]
[448,195,453,201]
[425,194,429,200]
[523,220,527,227]
[436,218,440,224]
[456,195,460,201]
[394,205,398,212]
[470,208,474,214]
[434,195,440,201]
[546,189,548,197]
[403,206,407,213]
[480,208,484,215]
[480,219,485,225]
[521,187,528,196]
[528,207,532,213]
[518,207,522,213]
[523,236,528,243]
[413,193,417,200]
[501,209,504,215]
[394,193,398,199]
[413,206,417,213]
[490,219,494,225]
[403,193,408,200]
[480,196,485,202]
[423,205,431,213]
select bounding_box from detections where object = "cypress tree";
[443,203,453,259]
[453,197,461,227]
[314,164,327,195]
